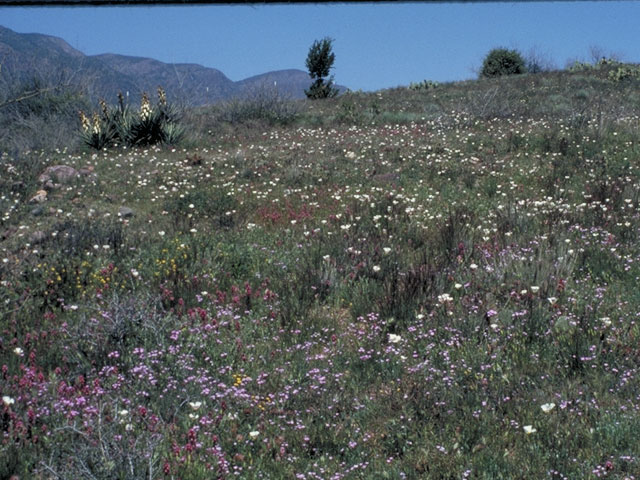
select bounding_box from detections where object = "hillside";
[2,65,640,478]
[0,25,338,104]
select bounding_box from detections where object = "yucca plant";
[78,109,116,150]
[79,87,184,149]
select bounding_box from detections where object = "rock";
[119,207,134,218]
[29,231,47,244]
[29,190,47,204]
[38,165,78,184]
[78,166,97,179]
[0,227,18,241]
[43,181,58,192]
[31,206,44,216]
[78,167,96,177]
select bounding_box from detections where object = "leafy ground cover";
[2,66,640,479]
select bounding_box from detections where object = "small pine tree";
[481,48,527,78]
[305,37,339,99]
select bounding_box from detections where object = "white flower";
[438,293,453,304]
[118,409,129,416]
[388,333,401,344]
[530,286,540,293]
[601,317,612,327]
[548,297,557,304]
[540,403,556,413]
[188,401,202,411]
[249,430,260,438]
[2,396,14,406]
[523,425,537,435]
[470,263,478,270]
[383,247,391,255]
[373,265,381,272]
[454,283,463,289]
[13,347,23,356]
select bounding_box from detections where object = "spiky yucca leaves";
[78,109,116,150]
[120,89,184,147]
[79,88,184,149]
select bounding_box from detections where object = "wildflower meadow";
[2,64,640,479]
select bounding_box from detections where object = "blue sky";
[1,2,639,91]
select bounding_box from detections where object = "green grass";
[2,64,640,479]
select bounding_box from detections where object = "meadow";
[2,63,640,479]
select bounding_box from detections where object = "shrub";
[524,48,556,73]
[408,79,439,90]
[0,75,90,152]
[480,48,527,78]
[217,84,300,125]
[608,64,640,82]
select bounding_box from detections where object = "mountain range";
[0,25,341,105]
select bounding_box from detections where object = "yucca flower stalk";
[78,110,90,132]
[157,86,167,107]
[117,91,126,113]
[91,113,101,135]
[99,98,109,119]
[140,92,152,121]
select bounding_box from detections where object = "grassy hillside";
[2,65,640,479]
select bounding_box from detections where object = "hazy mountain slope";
[0,25,345,104]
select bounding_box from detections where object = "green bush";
[480,48,527,78]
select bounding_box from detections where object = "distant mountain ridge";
[0,25,344,105]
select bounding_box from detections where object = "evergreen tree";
[305,38,339,99]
